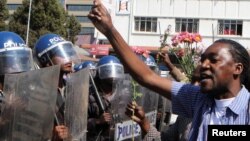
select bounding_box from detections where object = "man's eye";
[210,58,217,63]
[200,57,205,63]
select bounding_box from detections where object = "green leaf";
[131,79,143,101]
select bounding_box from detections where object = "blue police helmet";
[0,31,33,74]
[144,55,157,67]
[74,61,96,72]
[74,61,97,77]
[33,33,79,66]
[97,55,124,79]
[137,54,158,71]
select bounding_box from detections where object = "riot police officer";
[87,55,124,141]
[0,31,33,81]
[0,31,34,108]
[0,31,34,139]
[34,33,80,141]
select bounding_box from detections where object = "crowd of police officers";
[0,31,168,141]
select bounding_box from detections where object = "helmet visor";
[97,63,124,79]
[0,47,34,74]
[42,41,80,65]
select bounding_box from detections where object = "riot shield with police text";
[140,86,159,127]
[110,74,143,141]
[0,65,60,141]
[64,68,89,141]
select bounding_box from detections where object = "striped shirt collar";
[204,86,250,115]
[227,86,250,115]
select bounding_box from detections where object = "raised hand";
[88,0,114,36]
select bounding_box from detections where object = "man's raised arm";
[88,0,173,100]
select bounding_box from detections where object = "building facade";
[99,0,250,50]
[64,0,95,45]
[6,0,250,50]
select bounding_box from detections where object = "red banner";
[90,45,110,55]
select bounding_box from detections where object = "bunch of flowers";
[131,46,150,58]
[169,32,203,81]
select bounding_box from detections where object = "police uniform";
[87,84,112,141]
[51,86,66,141]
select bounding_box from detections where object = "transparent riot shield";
[0,65,60,141]
[140,86,159,127]
[64,68,89,141]
[156,96,168,131]
[110,74,143,141]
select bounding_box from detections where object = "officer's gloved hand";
[96,112,112,125]
[54,125,71,140]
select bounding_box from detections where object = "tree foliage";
[9,0,81,48]
[0,0,9,31]
[67,15,81,44]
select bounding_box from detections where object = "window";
[67,5,92,11]
[7,4,22,10]
[76,16,91,23]
[175,18,199,33]
[218,20,242,36]
[79,27,95,35]
[59,0,65,6]
[134,17,157,32]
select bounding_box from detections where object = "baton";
[89,72,105,113]
[54,114,60,125]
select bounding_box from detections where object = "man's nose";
[201,59,210,69]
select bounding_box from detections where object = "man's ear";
[234,63,243,75]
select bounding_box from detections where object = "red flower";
[192,33,202,42]
[131,46,150,57]
[176,48,185,58]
